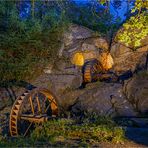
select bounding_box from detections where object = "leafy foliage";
[0,117,125,147]
[116,0,148,48]
[31,117,125,145]
[0,1,69,84]
[62,0,116,36]
[0,0,147,83]
[0,0,123,84]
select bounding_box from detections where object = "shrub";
[31,117,125,146]
[0,1,69,86]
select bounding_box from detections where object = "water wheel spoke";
[9,88,59,137]
[23,122,33,137]
[29,95,35,115]
[50,98,57,106]
[20,114,49,123]
[36,94,41,114]
[92,65,97,72]
[83,60,100,82]
[45,104,50,113]
[44,97,56,113]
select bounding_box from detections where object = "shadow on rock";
[0,80,35,111]
[125,127,148,146]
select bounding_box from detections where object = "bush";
[0,117,125,147]
[31,117,125,146]
[0,1,69,86]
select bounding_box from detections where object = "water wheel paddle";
[83,59,102,83]
[9,88,59,137]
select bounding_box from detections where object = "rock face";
[63,24,148,77]
[71,83,137,117]
[63,24,94,47]
[61,24,109,57]
[111,26,148,76]
[0,88,14,110]
[65,36,109,55]
[124,72,148,115]
[61,24,114,72]
[56,24,148,117]
[0,24,148,120]
[81,37,109,51]
[49,74,82,95]
[110,43,148,75]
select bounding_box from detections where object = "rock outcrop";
[110,43,148,75]
[63,24,148,77]
[0,24,148,120]
[124,71,148,115]
[61,24,109,57]
[0,88,14,111]
[63,24,94,47]
[111,26,148,76]
[71,82,137,117]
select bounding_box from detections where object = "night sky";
[20,0,134,22]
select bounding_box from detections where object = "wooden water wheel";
[9,88,59,137]
[83,59,103,83]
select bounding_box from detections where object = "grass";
[0,116,126,147]
[137,70,148,78]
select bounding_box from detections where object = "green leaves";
[0,1,69,83]
[100,0,107,5]
[31,118,125,145]
[117,10,148,48]
[131,0,148,14]
[0,50,5,57]
[131,8,136,13]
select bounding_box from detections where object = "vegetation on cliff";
[116,1,148,48]
[0,1,68,84]
[0,0,147,84]
[0,1,148,147]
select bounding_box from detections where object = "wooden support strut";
[9,88,59,137]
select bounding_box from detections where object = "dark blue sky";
[74,0,134,21]
[20,0,134,22]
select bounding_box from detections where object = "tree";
[117,0,148,48]
[99,0,148,48]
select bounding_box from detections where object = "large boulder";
[66,36,109,55]
[31,71,82,96]
[123,71,148,115]
[0,88,13,110]
[0,86,27,111]
[111,24,148,76]
[48,74,82,95]
[60,24,109,57]
[81,37,109,51]
[63,24,94,47]
[71,82,137,117]
[110,42,148,76]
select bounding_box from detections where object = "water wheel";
[83,59,102,83]
[9,88,59,137]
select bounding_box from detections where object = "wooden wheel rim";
[9,88,59,137]
[83,60,100,83]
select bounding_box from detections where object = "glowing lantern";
[99,52,114,70]
[71,52,84,66]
